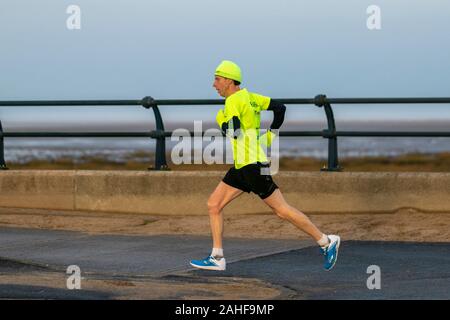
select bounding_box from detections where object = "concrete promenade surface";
[0,227,449,300]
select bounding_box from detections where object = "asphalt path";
[0,227,448,299]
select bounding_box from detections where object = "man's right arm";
[216,109,241,139]
[221,116,241,139]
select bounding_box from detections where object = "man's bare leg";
[207,181,243,250]
[263,188,341,270]
[263,189,324,242]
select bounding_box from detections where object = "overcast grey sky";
[1,0,449,130]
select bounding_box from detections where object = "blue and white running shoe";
[320,235,341,271]
[190,255,226,271]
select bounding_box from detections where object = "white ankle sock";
[317,234,330,248]
[211,248,224,258]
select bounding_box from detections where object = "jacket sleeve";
[267,99,286,130]
[221,116,241,139]
[222,96,242,138]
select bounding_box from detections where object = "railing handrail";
[1,131,450,138]
[0,95,449,171]
[1,97,450,106]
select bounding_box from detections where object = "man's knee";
[207,198,222,215]
[272,204,291,220]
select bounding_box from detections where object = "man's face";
[213,76,232,97]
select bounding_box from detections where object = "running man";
[190,60,340,271]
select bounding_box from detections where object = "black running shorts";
[222,162,278,199]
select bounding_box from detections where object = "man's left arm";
[267,99,286,130]
[259,98,286,147]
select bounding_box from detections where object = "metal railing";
[1,95,450,171]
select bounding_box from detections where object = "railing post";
[314,95,342,172]
[0,120,8,170]
[142,96,169,170]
